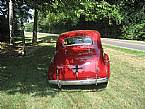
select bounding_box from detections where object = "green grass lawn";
[0,33,145,109]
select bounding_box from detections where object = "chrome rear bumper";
[48,77,108,86]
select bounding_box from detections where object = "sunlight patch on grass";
[103,44,145,57]
[25,32,58,45]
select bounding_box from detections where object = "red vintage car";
[48,30,110,89]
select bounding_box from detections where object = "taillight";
[104,53,110,77]
[104,53,110,65]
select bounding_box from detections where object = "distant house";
[0,15,9,42]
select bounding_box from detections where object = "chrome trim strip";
[48,77,108,85]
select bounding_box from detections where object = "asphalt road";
[101,38,145,51]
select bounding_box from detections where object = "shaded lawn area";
[0,33,145,109]
[0,45,56,96]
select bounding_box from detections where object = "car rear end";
[48,30,110,88]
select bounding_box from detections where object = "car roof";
[58,30,101,40]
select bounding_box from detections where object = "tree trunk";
[32,5,38,44]
[21,18,26,55]
[9,0,14,45]
[6,0,10,42]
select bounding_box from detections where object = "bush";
[122,23,145,41]
[25,23,33,32]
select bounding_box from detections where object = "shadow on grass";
[0,45,60,97]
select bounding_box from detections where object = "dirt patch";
[0,43,41,57]
[0,43,24,57]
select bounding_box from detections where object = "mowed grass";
[0,33,145,109]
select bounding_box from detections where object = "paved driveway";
[101,38,145,51]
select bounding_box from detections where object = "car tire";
[97,82,108,89]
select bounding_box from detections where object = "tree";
[32,3,38,44]
[8,0,14,44]
[23,0,54,44]
[0,0,9,42]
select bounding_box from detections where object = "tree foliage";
[23,0,145,40]
[120,0,145,40]
[36,0,124,34]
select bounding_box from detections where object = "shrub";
[122,23,145,41]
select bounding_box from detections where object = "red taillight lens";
[104,53,110,65]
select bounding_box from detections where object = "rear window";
[64,36,93,46]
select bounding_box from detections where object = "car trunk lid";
[56,46,101,80]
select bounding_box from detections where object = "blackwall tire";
[98,82,108,89]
